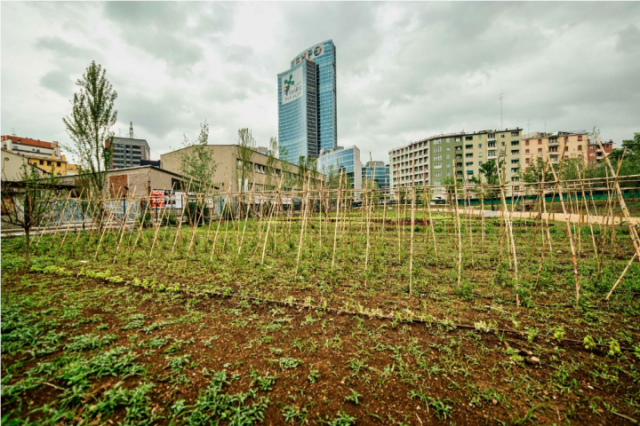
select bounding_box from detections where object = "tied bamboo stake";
[605,252,638,300]
[331,170,344,270]
[260,175,284,264]
[294,177,311,281]
[452,164,463,288]
[497,161,520,307]
[548,156,580,307]
[409,164,416,295]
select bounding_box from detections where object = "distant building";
[521,131,607,167]
[107,134,151,170]
[362,161,390,189]
[1,150,46,181]
[389,128,523,194]
[278,40,337,163]
[1,135,79,176]
[160,144,325,193]
[57,165,190,199]
[317,146,362,190]
[140,159,161,168]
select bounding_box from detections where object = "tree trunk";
[25,227,31,264]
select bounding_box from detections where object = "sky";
[2,2,640,164]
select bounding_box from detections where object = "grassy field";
[2,209,640,425]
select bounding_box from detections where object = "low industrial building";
[160,144,325,193]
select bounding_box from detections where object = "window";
[465,153,473,158]
[487,133,495,139]
[39,160,44,165]
[525,158,530,164]
[525,149,530,154]
[478,161,483,166]
[488,142,496,148]
[434,147,441,153]
[501,134,505,138]
[578,135,583,141]
[511,141,519,146]
[434,155,442,161]
[455,137,461,142]
[434,171,442,177]
[465,144,473,149]
[538,139,542,145]
[538,148,542,153]
[478,144,482,148]
[525,140,530,146]
[477,135,483,140]
[578,145,582,151]
[57,162,61,167]
[445,138,450,143]
[465,136,473,141]
[446,163,451,168]
[511,131,519,137]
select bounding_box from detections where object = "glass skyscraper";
[317,146,362,190]
[278,40,337,164]
[362,161,390,189]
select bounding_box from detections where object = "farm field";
[2,207,640,425]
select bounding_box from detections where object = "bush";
[185,202,210,227]
[162,212,178,226]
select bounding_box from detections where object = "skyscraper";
[278,40,337,164]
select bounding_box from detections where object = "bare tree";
[1,165,61,263]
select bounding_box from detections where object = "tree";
[1,165,60,263]
[265,137,279,191]
[62,61,117,198]
[237,128,256,194]
[179,121,217,193]
[520,157,554,184]
[472,159,502,210]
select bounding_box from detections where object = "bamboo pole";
[331,170,344,270]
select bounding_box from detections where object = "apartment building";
[107,136,151,169]
[521,131,605,168]
[390,128,523,193]
[1,135,79,176]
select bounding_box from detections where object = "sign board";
[293,43,327,65]
[281,66,303,105]
[151,190,165,208]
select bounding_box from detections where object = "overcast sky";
[2,2,639,164]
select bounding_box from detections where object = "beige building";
[1,150,46,181]
[57,165,190,199]
[160,145,325,193]
[522,131,590,168]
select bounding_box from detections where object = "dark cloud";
[2,2,640,164]
[616,25,640,54]
[40,70,73,97]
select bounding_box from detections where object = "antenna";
[499,93,504,129]
[129,122,134,139]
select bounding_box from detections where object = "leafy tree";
[520,157,554,184]
[237,128,256,195]
[1,165,60,263]
[265,137,279,191]
[62,61,117,198]
[472,159,502,210]
[179,121,217,193]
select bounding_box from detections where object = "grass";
[2,206,640,424]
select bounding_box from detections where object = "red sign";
[151,190,165,208]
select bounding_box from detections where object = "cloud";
[2,2,640,165]
[40,70,73,97]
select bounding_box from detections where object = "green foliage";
[62,60,117,197]
[179,121,216,192]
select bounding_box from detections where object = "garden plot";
[2,199,640,425]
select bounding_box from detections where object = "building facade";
[317,146,362,190]
[278,60,318,163]
[161,145,325,193]
[389,128,523,194]
[107,136,151,169]
[1,135,78,176]
[362,161,390,189]
[521,131,612,168]
[279,40,337,164]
